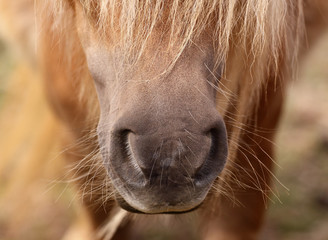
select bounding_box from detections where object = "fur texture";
[1,0,328,239]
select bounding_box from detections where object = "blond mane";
[2,0,328,239]
[46,0,303,76]
[38,0,304,182]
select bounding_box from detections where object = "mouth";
[115,193,203,214]
[99,116,228,215]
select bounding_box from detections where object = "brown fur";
[0,0,327,239]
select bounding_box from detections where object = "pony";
[1,0,327,239]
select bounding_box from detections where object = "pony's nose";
[119,116,228,187]
[128,133,210,185]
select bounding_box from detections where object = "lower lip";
[117,195,203,214]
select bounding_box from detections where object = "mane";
[0,1,306,237]
[38,0,304,175]
[47,0,303,76]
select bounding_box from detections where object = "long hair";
[35,0,305,201]
[45,0,303,71]
[39,0,304,130]
[0,0,306,238]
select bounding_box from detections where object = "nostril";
[113,128,133,138]
[123,131,159,179]
[195,121,228,187]
[120,129,132,151]
[208,128,220,160]
[113,129,133,157]
[112,128,135,154]
[111,129,143,171]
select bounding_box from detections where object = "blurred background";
[0,11,328,240]
[262,32,328,240]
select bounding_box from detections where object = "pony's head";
[42,0,302,214]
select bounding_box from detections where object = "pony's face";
[74,3,228,214]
